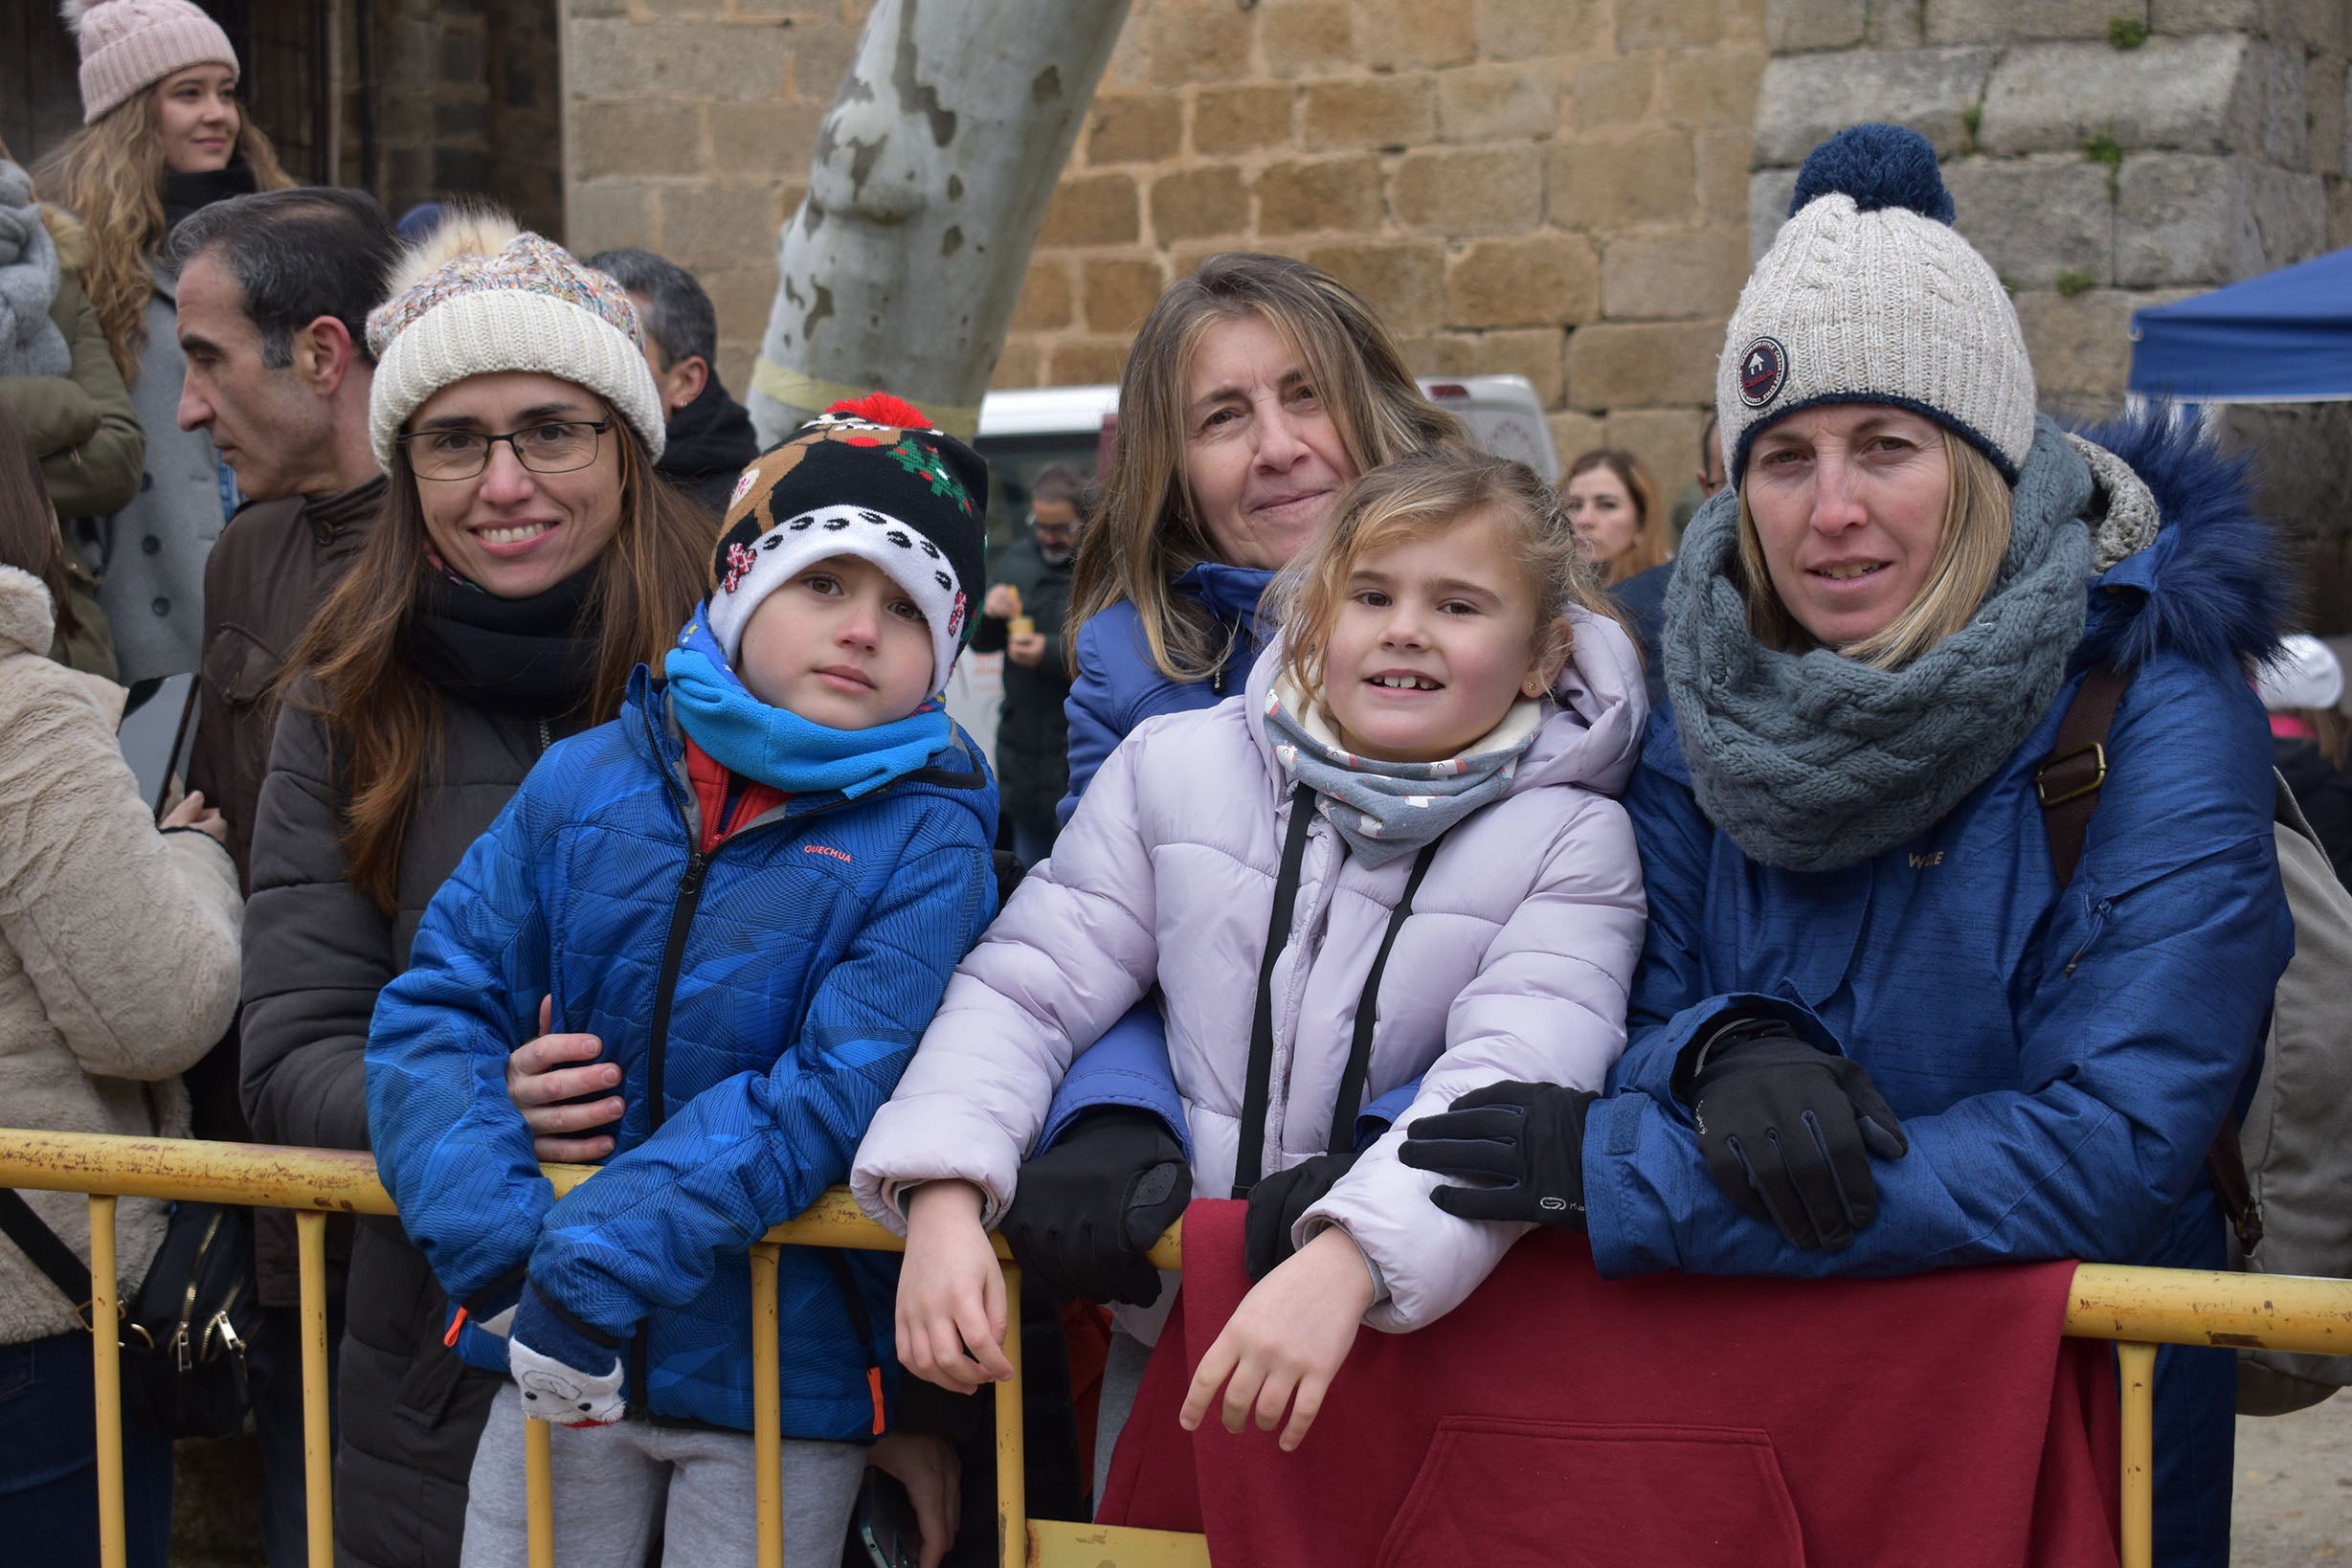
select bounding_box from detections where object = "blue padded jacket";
[1059,560,1273,824]
[368,666,998,1438]
[1582,414,2293,1568]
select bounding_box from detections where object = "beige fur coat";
[0,566,240,1340]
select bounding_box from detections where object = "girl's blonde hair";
[36,78,294,384]
[1276,447,1622,698]
[1068,252,1465,685]
[1564,447,1669,586]
[1735,428,2011,670]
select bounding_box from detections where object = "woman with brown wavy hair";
[39,0,294,689]
[234,213,712,1568]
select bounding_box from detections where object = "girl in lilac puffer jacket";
[853,448,1648,1450]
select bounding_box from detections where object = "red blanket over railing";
[1102,1200,2118,1567]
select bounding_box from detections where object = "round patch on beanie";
[1737,337,1788,409]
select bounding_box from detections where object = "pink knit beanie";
[61,0,239,125]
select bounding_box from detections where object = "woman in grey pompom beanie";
[1401,122,2291,1568]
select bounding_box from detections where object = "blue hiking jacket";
[1059,561,1273,824]
[1582,414,2292,1568]
[1048,562,1272,1149]
[367,667,998,1439]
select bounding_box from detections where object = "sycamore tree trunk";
[749,0,1131,444]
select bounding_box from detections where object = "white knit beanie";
[365,212,665,471]
[62,0,238,124]
[1719,123,2036,485]
[2257,634,2344,713]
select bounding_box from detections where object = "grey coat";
[67,267,223,685]
[240,691,577,1568]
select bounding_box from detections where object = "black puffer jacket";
[969,533,1073,827]
[241,691,583,1568]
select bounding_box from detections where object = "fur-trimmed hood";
[2072,405,2287,677]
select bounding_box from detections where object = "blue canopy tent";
[2129,246,2352,405]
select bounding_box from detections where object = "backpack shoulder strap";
[2035,665,2131,891]
[2034,663,2264,1255]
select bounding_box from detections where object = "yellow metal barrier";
[2,1130,2346,1568]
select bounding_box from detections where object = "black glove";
[1000,1108,1190,1307]
[1686,1025,1909,1251]
[1398,1082,1599,1228]
[1243,1150,1361,1282]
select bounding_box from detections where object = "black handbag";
[0,1188,260,1439]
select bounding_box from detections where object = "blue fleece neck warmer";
[662,607,950,799]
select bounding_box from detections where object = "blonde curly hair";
[35,80,292,384]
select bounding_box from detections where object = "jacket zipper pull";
[867,1365,885,1436]
[443,1306,469,1349]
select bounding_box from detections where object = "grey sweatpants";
[459,1386,866,1568]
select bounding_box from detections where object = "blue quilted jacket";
[367,666,998,1438]
[1583,414,2293,1568]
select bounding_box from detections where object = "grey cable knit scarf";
[0,163,71,381]
[1262,670,1543,867]
[1663,417,2098,872]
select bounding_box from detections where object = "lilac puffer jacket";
[853,607,1648,1334]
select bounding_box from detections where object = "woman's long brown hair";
[35,80,294,383]
[283,422,712,913]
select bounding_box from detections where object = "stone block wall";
[562,2,860,402]
[359,0,566,237]
[562,0,1770,498]
[1757,0,2351,620]
[1012,0,1769,491]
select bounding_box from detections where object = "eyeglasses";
[396,419,613,482]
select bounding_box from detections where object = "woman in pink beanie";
[36,0,294,689]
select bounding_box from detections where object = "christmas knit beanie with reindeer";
[706,393,990,698]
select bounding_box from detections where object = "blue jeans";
[248,1300,346,1568]
[0,1331,173,1568]
[1010,813,1059,871]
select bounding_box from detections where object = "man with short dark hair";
[168,185,393,884]
[163,184,398,1568]
[974,465,1087,866]
[585,246,758,514]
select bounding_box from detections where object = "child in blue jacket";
[367,394,998,1567]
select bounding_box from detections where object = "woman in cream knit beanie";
[1402,122,2289,1568]
[244,210,714,1565]
[346,207,692,608]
